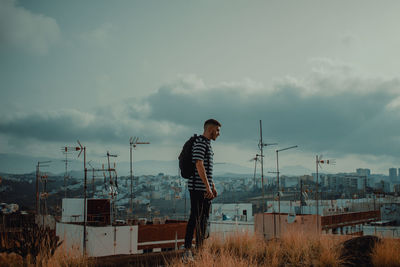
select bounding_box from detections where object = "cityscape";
[2,165,400,215]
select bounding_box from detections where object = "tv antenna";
[62,144,84,198]
[129,137,150,219]
[88,161,105,198]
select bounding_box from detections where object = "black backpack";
[178,134,198,179]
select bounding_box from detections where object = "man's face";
[210,126,220,141]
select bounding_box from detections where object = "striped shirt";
[188,135,214,192]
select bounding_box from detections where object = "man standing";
[183,119,221,260]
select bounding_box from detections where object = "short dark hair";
[204,119,221,130]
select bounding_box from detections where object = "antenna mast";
[129,137,150,219]
[64,141,87,256]
[250,155,261,190]
[258,120,277,238]
[36,161,51,216]
[275,145,298,237]
[106,151,118,222]
[61,147,73,198]
[315,155,335,234]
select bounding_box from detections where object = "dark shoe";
[182,249,194,263]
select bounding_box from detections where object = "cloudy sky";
[1,0,400,175]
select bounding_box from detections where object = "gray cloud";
[141,63,400,157]
[0,110,118,143]
[0,0,60,54]
[0,108,186,146]
[1,60,400,160]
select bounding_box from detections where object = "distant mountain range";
[0,153,313,177]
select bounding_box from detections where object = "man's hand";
[205,187,214,199]
[212,187,218,198]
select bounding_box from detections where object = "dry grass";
[0,247,90,267]
[168,231,349,267]
[371,238,400,267]
[0,252,23,267]
[0,249,91,267]
[37,244,91,267]
[2,230,400,266]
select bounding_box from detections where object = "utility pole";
[315,155,335,234]
[258,120,277,238]
[129,137,149,219]
[276,145,298,237]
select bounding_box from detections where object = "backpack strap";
[192,135,210,192]
[203,137,210,191]
[192,134,197,191]
[205,141,210,179]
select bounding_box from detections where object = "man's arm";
[195,160,214,199]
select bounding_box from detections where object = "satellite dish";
[287,212,296,224]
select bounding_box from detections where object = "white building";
[322,173,366,191]
[56,198,187,257]
[209,203,254,236]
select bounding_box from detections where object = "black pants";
[184,190,211,249]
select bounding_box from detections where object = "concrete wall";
[56,222,84,253]
[86,226,114,257]
[114,226,138,255]
[210,221,254,237]
[363,225,400,238]
[86,225,139,257]
[56,223,139,257]
[255,213,320,239]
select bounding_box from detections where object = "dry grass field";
[168,231,400,267]
[169,231,348,267]
[1,231,400,266]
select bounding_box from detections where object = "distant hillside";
[0,153,82,174]
[0,153,313,177]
